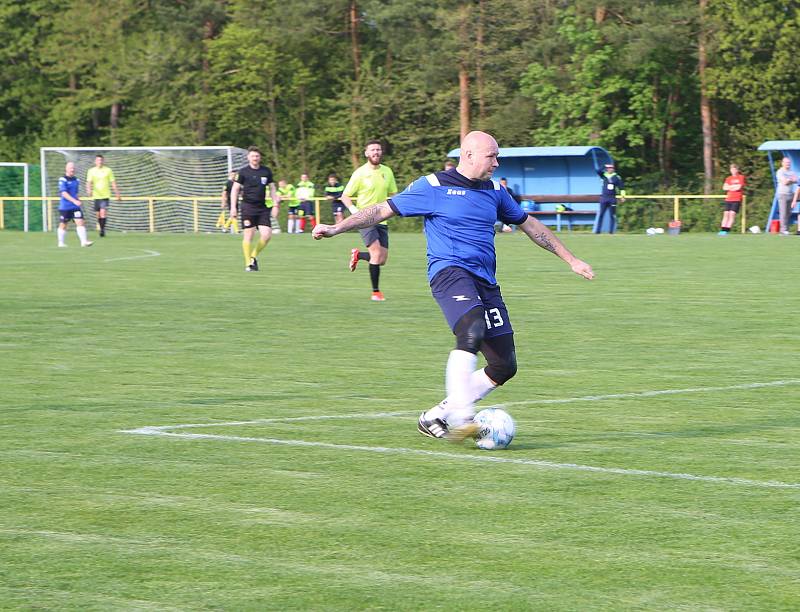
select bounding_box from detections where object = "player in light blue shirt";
[313,131,594,440]
[57,162,93,248]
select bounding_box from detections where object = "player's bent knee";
[485,351,517,385]
[453,307,486,354]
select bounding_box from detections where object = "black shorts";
[241,206,271,229]
[299,201,314,216]
[331,200,345,214]
[430,266,513,338]
[359,224,389,248]
[93,198,110,212]
[288,206,300,216]
[723,200,741,213]
[59,208,85,223]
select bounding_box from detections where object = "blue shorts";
[430,266,513,338]
[59,208,85,223]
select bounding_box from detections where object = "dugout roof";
[446,145,614,196]
[757,141,800,151]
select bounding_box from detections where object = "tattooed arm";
[312,202,396,239]
[518,216,595,280]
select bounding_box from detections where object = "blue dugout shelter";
[757,141,800,231]
[446,146,615,231]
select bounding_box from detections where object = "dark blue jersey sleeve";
[498,187,528,225]
[388,177,434,217]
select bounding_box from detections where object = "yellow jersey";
[343,163,398,225]
[86,166,116,199]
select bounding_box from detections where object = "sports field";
[2,229,799,610]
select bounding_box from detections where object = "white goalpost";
[40,146,249,233]
[0,162,30,231]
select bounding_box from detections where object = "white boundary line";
[496,378,800,408]
[104,249,161,263]
[120,427,800,490]
[118,377,800,490]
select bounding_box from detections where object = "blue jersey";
[58,175,80,211]
[388,168,527,284]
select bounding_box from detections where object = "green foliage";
[0,0,796,226]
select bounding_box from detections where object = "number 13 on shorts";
[484,307,504,329]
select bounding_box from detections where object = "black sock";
[99,217,107,231]
[358,252,370,262]
[369,264,380,291]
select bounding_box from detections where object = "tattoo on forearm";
[532,232,557,253]
[340,205,382,231]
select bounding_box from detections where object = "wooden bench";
[521,194,598,232]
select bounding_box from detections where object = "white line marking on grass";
[131,412,412,432]
[120,426,800,490]
[104,249,161,263]
[496,379,800,408]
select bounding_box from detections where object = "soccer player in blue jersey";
[313,131,594,441]
[57,162,93,248]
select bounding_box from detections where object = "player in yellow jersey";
[86,154,121,237]
[341,140,398,301]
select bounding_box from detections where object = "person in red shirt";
[720,163,746,235]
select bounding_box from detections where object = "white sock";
[76,225,88,245]
[470,368,498,403]
[288,219,294,233]
[57,227,67,245]
[443,350,477,426]
[426,368,498,421]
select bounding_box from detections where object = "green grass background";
[1,229,799,610]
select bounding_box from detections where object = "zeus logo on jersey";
[446,188,466,196]
[451,295,474,302]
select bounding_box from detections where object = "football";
[474,408,516,450]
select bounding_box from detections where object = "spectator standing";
[594,162,625,234]
[719,164,745,235]
[86,154,121,237]
[295,173,315,233]
[325,174,346,224]
[790,181,800,235]
[498,177,521,233]
[57,162,93,248]
[775,157,798,235]
[278,179,297,233]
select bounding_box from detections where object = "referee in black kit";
[230,146,280,271]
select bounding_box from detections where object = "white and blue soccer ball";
[474,408,515,450]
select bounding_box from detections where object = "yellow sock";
[216,212,226,228]
[252,238,269,257]
[227,218,239,233]
[242,240,253,264]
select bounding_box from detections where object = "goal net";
[40,146,249,233]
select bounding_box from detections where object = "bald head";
[65,162,76,177]
[456,131,499,181]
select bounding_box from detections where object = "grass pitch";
[1,229,799,610]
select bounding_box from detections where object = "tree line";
[1,0,798,225]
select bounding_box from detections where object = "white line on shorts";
[120,426,800,490]
[104,249,161,263]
